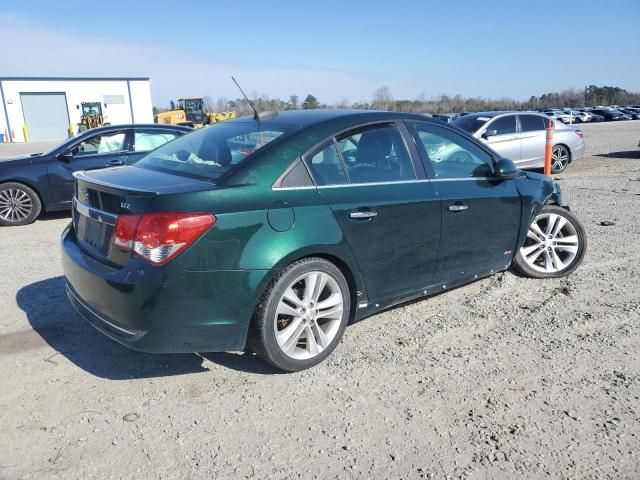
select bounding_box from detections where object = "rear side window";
[135,123,292,180]
[487,116,516,135]
[519,115,547,132]
[134,130,181,152]
[336,124,416,184]
[306,142,348,186]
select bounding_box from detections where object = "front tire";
[513,205,586,278]
[0,182,42,226]
[249,258,350,372]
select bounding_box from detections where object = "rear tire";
[551,145,570,173]
[249,258,350,372]
[0,182,42,226]
[513,205,586,279]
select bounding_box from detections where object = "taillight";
[113,212,215,265]
[575,129,584,138]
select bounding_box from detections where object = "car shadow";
[15,276,278,379]
[594,151,640,159]
[38,210,71,222]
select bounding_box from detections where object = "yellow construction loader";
[154,97,236,128]
[78,102,109,132]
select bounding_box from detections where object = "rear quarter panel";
[148,184,368,301]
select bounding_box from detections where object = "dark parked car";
[0,124,191,226]
[61,110,587,371]
[590,109,631,121]
[619,108,640,120]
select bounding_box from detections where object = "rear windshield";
[453,115,491,133]
[134,122,292,180]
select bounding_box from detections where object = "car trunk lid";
[72,166,214,266]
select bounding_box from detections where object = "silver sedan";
[454,111,586,173]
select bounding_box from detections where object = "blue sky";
[1,0,639,106]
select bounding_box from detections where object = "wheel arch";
[251,246,366,326]
[553,142,572,163]
[0,179,46,213]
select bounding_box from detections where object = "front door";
[48,129,130,205]
[406,121,522,281]
[305,122,441,302]
[480,114,521,164]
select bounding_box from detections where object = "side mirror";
[482,129,498,139]
[495,158,521,180]
[58,150,73,162]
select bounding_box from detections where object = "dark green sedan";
[61,110,587,371]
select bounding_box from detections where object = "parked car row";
[432,106,640,126]
[57,110,587,371]
[0,110,589,371]
[542,106,640,123]
[454,111,585,173]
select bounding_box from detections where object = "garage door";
[20,93,70,141]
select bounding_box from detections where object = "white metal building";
[0,77,154,143]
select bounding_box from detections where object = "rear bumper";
[61,223,268,353]
[570,139,586,162]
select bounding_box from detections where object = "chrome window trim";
[272,176,500,191]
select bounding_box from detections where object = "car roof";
[83,123,192,134]
[225,109,434,128]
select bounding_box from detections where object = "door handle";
[349,210,377,219]
[106,159,124,166]
[448,204,468,212]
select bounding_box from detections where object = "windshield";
[134,122,293,181]
[182,99,203,112]
[453,115,491,133]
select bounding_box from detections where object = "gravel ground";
[1,121,639,479]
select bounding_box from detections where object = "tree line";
[154,85,640,116]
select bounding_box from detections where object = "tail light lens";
[575,129,584,138]
[113,212,215,265]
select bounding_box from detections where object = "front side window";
[335,124,415,184]
[135,122,292,181]
[134,130,180,152]
[487,116,516,135]
[72,131,126,156]
[408,122,494,179]
[519,115,547,132]
[306,142,348,186]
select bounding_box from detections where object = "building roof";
[0,76,150,82]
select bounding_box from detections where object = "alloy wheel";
[551,145,569,172]
[274,271,344,360]
[0,188,33,223]
[519,212,580,274]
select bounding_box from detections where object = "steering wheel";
[348,164,379,183]
[447,151,473,164]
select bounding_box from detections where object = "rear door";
[480,115,520,163]
[518,114,548,168]
[305,122,442,302]
[406,121,522,281]
[48,129,130,205]
[126,128,183,164]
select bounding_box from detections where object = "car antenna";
[231,76,260,121]
[231,76,277,122]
